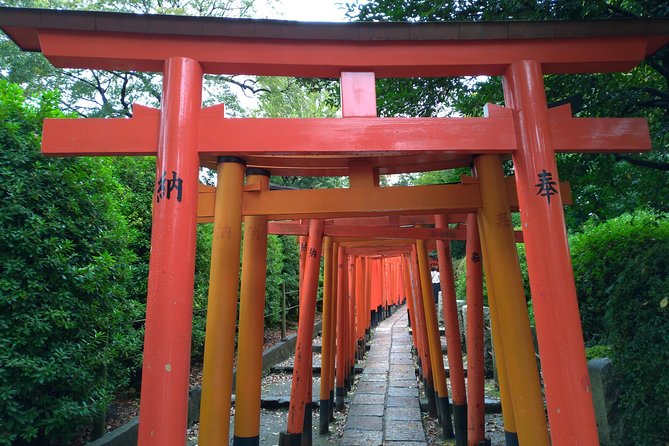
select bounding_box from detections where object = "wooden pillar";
[435,215,467,446]
[335,246,348,411]
[503,60,599,445]
[355,256,366,359]
[137,57,202,446]
[283,219,324,445]
[410,247,436,418]
[199,157,246,446]
[319,236,334,434]
[474,154,549,445]
[417,239,454,438]
[347,255,356,387]
[328,243,339,421]
[233,169,270,446]
[465,214,485,446]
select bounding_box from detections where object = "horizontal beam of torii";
[2,8,667,77]
[265,221,525,243]
[40,103,649,175]
[196,176,572,221]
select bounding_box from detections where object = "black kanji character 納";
[156,170,183,203]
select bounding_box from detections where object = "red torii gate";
[1,7,667,446]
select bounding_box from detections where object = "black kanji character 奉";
[535,169,558,204]
[471,252,482,263]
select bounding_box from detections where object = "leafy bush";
[605,239,669,445]
[264,234,286,325]
[585,344,613,360]
[0,81,143,444]
[570,211,669,345]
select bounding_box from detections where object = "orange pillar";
[435,215,467,446]
[335,246,348,411]
[233,169,270,446]
[283,219,324,445]
[347,255,356,388]
[199,157,246,446]
[355,256,366,359]
[319,236,334,434]
[417,239,454,438]
[364,257,372,338]
[328,243,338,421]
[402,255,419,350]
[503,60,599,446]
[475,154,550,445]
[137,57,202,446]
[465,214,485,446]
[410,247,437,418]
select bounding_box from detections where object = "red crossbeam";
[42,104,649,160]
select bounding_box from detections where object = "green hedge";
[570,211,669,345]
[570,211,669,445]
[0,82,144,444]
[605,239,669,445]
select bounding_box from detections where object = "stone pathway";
[340,307,426,446]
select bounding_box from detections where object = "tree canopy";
[343,0,669,226]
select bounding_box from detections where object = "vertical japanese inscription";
[156,170,184,203]
[535,169,558,204]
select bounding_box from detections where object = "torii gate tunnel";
[1,7,668,446]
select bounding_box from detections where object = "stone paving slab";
[387,386,419,397]
[348,403,385,417]
[352,393,385,405]
[385,406,422,421]
[344,415,383,431]
[355,381,387,394]
[386,395,420,408]
[385,420,426,442]
[340,430,383,446]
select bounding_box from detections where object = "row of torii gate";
[2,7,668,446]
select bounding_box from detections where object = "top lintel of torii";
[1,7,668,77]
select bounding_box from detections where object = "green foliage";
[344,0,669,227]
[584,344,613,360]
[605,239,669,445]
[191,224,214,362]
[264,234,286,325]
[0,0,259,118]
[569,210,669,345]
[0,81,143,444]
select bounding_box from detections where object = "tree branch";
[614,154,669,171]
[224,76,271,96]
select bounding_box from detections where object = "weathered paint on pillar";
[328,243,339,420]
[478,232,519,446]
[435,215,467,446]
[474,154,549,445]
[410,247,436,418]
[285,219,324,444]
[503,60,599,446]
[137,57,202,446]
[465,214,485,446]
[319,236,334,434]
[233,169,270,446]
[335,245,347,411]
[199,157,246,446]
[417,239,454,438]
